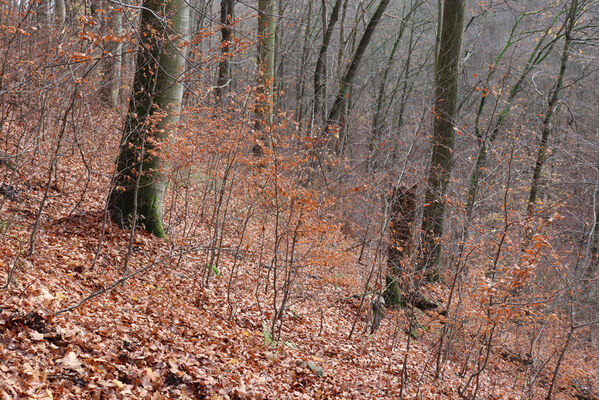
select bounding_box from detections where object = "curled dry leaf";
[59,351,83,373]
[29,330,44,341]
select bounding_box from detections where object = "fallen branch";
[54,243,210,315]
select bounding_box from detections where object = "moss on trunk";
[108,0,188,238]
[383,185,417,308]
[383,275,401,308]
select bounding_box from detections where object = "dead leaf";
[59,351,83,372]
[235,383,247,399]
[30,330,44,341]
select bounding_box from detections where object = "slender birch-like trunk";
[420,0,466,279]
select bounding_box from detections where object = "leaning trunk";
[313,0,342,120]
[295,0,314,125]
[368,0,419,169]
[527,0,578,215]
[327,0,391,133]
[461,8,561,242]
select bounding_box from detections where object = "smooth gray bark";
[101,8,123,108]
[55,0,65,26]
[109,0,189,237]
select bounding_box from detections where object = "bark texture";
[383,185,417,307]
[255,0,276,130]
[313,0,342,119]
[215,0,235,104]
[109,0,189,237]
[420,0,466,278]
[326,0,391,137]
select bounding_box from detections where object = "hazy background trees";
[1,0,599,397]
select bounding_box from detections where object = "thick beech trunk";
[109,0,189,237]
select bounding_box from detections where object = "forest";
[0,0,598,398]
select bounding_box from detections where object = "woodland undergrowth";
[0,10,598,400]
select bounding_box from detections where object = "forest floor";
[0,115,596,400]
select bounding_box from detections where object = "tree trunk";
[253,0,276,155]
[313,0,342,121]
[420,0,466,279]
[461,9,563,250]
[383,185,417,307]
[100,8,123,108]
[37,0,50,26]
[335,0,349,81]
[369,0,421,169]
[434,0,442,73]
[108,0,189,237]
[295,0,313,125]
[273,0,288,110]
[527,0,578,215]
[587,145,599,281]
[255,0,276,130]
[55,0,66,26]
[545,325,574,400]
[391,27,416,163]
[215,0,235,104]
[326,0,391,139]
[368,25,402,166]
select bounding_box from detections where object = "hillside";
[1,113,597,399]
[2,0,599,398]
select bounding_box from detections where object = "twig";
[1,246,21,290]
[54,244,209,315]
